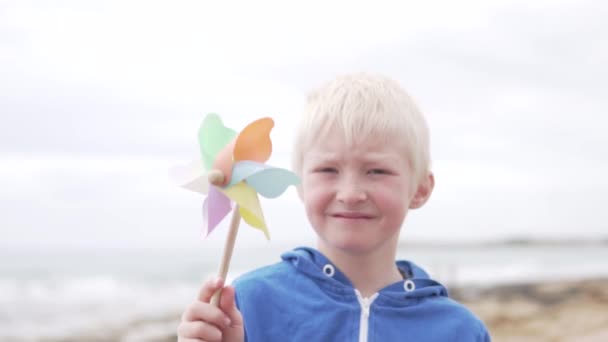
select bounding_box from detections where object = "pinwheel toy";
[170,113,299,305]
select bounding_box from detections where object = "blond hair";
[292,73,431,186]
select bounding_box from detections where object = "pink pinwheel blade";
[202,186,232,237]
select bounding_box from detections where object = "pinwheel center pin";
[170,113,300,305]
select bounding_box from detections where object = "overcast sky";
[1,0,607,250]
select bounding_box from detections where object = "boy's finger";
[197,277,224,302]
[177,320,222,341]
[181,301,232,328]
[219,285,244,327]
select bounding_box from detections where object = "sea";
[1,241,607,341]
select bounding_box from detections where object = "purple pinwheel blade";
[202,186,232,237]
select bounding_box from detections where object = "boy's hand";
[177,277,244,342]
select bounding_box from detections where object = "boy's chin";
[319,237,386,256]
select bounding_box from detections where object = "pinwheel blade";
[226,160,266,187]
[229,161,300,198]
[198,113,237,170]
[239,206,269,239]
[168,159,209,194]
[220,182,269,239]
[246,167,300,198]
[233,117,273,163]
[202,186,232,237]
[211,139,236,186]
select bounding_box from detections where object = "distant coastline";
[1,236,606,253]
[398,236,608,248]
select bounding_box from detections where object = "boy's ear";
[409,173,435,209]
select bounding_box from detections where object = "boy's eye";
[317,167,338,173]
[368,169,389,175]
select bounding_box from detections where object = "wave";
[0,275,203,341]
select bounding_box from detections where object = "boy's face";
[299,128,432,256]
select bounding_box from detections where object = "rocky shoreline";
[455,278,608,341]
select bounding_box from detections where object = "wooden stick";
[210,205,241,306]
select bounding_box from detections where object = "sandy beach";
[38,277,607,342]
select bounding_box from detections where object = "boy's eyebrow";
[362,154,405,165]
[305,153,338,165]
[306,152,337,160]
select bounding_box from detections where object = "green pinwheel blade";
[198,113,237,170]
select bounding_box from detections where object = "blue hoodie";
[234,247,490,341]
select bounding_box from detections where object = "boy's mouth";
[331,212,374,219]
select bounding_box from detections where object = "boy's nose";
[336,181,367,205]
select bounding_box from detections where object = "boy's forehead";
[307,129,403,152]
[298,122,412,166]
[307,150,403,162]
[305,139,408,163]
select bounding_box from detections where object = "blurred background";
[1,0,607,341]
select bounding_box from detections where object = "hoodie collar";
[281,247,448,303]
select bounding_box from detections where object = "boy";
[177,73,491,341]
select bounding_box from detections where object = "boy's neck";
[317,240,403,298]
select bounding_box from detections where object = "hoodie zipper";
[355,290,379,342]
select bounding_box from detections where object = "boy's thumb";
[219,285,244,327]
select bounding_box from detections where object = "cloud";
[2,0,606,162]
[1,0,607,248]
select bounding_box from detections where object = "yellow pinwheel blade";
[220,182,269,239]
[239,206,269,240]
[234,118,274,163]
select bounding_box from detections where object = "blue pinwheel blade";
[228,161,300,198]
[247,168,300,198]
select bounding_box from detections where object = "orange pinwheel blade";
[233,118,274,163]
